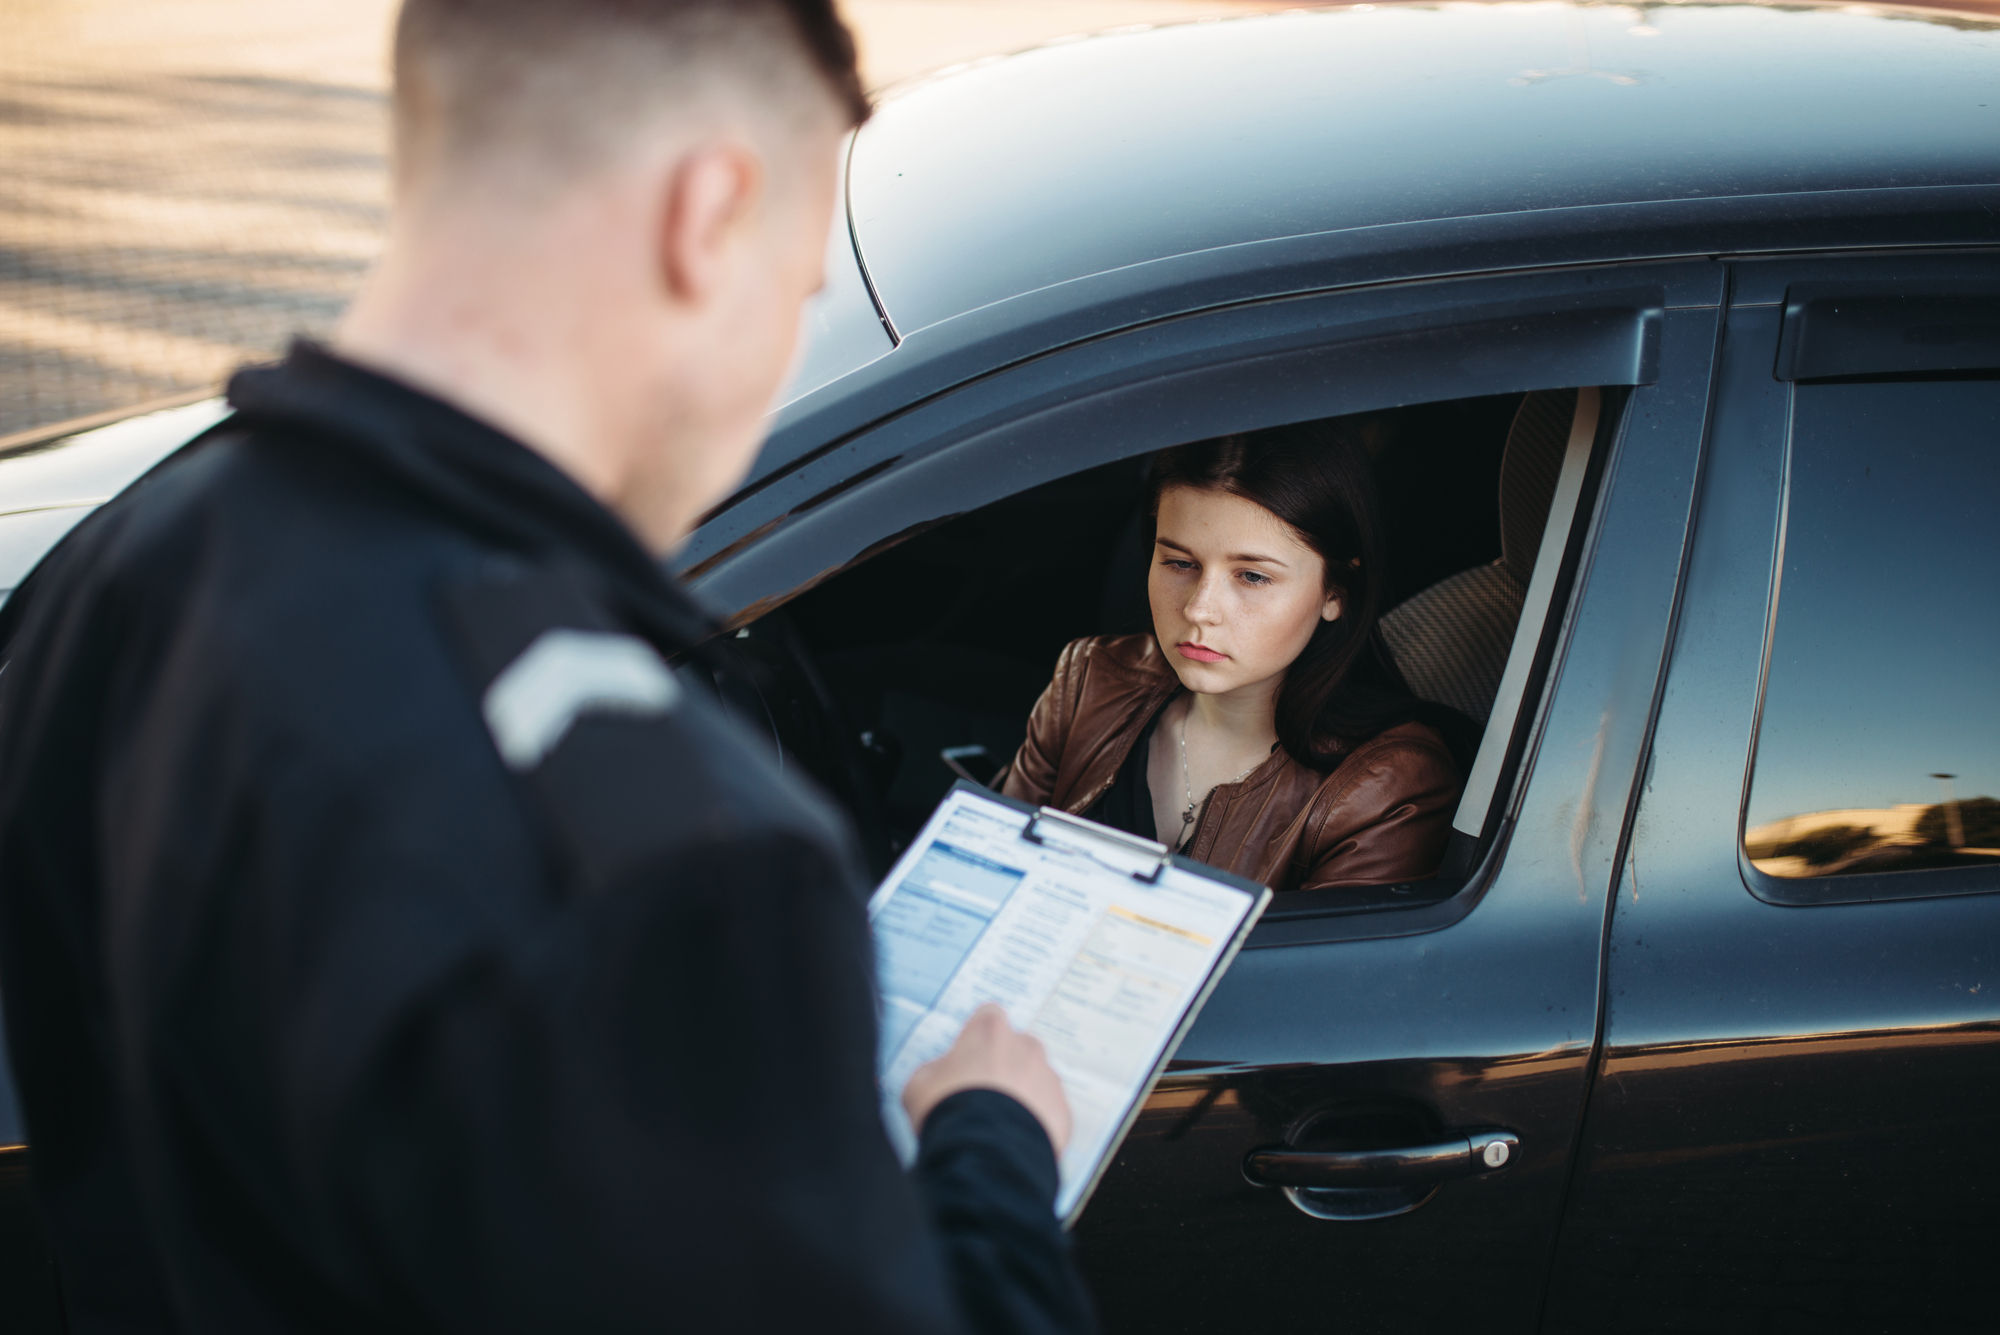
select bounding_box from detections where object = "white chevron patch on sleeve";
[481,628,680,771]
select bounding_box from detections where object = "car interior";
[701,385,1611,908]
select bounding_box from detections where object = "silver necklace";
[1178,709,1263,847]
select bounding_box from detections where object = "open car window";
[682,264,1698,925]
[695,379,1624,922]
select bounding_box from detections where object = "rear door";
[1545,253,2000,1331]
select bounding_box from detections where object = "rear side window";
[1745,379,2000,886]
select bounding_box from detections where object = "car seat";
[1378,388,1579,723]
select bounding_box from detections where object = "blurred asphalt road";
[0,0,1298,440]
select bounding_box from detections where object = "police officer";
[0,3,1095,1332]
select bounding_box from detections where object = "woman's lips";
[1177,642,1227,663]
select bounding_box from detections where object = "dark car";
[5,2,2000,1330]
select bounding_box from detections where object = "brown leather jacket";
[996,635,1459,893]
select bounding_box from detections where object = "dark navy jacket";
[0,344,1095,1335]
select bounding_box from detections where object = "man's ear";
[659,142,764,304]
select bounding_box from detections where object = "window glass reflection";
[1745,380,2000,880]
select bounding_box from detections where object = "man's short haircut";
[393,0,868,187]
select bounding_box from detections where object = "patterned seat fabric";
[1380,387,1579,724]
[1380,560,1524,721]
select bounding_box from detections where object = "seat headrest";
[1498,388,1579,585]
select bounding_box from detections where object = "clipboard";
[870,780,1272,1224]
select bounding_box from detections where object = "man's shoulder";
[437,555,859,897]
[22,420,473,626]
[8,407,858,890]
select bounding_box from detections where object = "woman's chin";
[1168,658,1243,694]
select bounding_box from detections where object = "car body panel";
[849,5,2000,339]
[748,3,2000,493]
[1543,252,2000,1329]
[732,1,2000,489]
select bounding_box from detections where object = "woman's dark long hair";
[1144,421,1473,773]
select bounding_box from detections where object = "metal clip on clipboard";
[1021,807,1171,884]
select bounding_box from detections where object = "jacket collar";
[225,341,719,653]
[1063,637,1298,816]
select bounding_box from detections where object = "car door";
[1064,327,1717,1335]
[689,263,1726,1334]
[1544,253,2000,1332]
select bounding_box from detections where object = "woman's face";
[1148,485,1342,700]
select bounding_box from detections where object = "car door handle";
[1243,1129,1518,1189]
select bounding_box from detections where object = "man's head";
[391,0,867,195]
[339,0,868,552]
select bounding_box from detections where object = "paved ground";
[0,0,398,438]
[0,0,1297,441]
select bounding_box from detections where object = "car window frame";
[684,266,1712,593]
[687,262,1720,937]
[1738,283,2000,907]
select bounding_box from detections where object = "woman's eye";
[1160,558,1196,572]
[1239,570,1272,585]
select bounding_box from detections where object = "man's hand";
[902,1004,1073,1154]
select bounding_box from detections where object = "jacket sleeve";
[915,1092,1099,1335]
[995,641,1086,805]
[1293,734,1459,891]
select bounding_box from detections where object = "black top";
[1086,710,1168,849]
[0,343,1096,1335]
[1086,696,1293,856]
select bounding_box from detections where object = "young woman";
[996,422,1462,893]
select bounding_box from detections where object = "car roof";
[847,0,2000,339]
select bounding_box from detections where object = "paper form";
[870,786,1264,1219]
